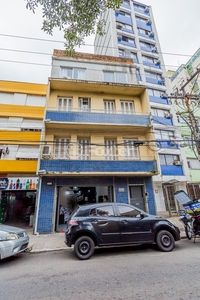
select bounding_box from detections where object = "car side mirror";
[140,213,146,219]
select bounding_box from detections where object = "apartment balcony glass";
[143,61,160,69]
[136,20,152,31]
[156,140,178,149]
[160,165,184,176]
[149,95,168,105]
[134,5,150,16]
[146,77,165,85]
[152,115,173,125]
[115,14,133,26]
[45,109,151,126]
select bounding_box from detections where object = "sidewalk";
[28,215,186,253]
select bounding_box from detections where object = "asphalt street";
[0,239,200,300]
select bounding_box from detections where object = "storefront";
[0,177,38,227]
[35,176,156,233]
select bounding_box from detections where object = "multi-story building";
[0,80,47,225]
[168,48,200,200]
[34,51,159,233]
[94,0,190,215]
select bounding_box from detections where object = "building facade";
[169,48,200,200]
[0,80,47,225]
[94,0,190,214]
[34,51,159,233]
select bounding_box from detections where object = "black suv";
[65,202,180,260]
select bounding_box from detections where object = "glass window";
[104,100,115,113]
[77,139,90,160]
[130,52,137,60]
[159,154,179,165]
[54,138,70,159]
[115,72,126,83]
[93,206,114,217]
[74,68,85,80]
[118,205,140,217]
[123,139,139,159]
[105,140,116,160]
[103,71,115,82]
[57,97,72,111]
[60,67,85,79]
[121,100,134,114]
[103,71,126,83]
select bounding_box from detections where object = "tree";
[25,0,122,52]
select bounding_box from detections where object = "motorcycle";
[179,210,200,242]
[174,190,200,243]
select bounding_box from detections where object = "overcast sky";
[0,0,200,84]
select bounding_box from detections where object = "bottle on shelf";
[26,179,30,190]
[9,180,13,190]
[16,178,20,190]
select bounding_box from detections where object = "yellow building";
[0,80,47,224]
[35,52,159,233]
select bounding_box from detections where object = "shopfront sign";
[0,178,9,190]
[4,177,38,190]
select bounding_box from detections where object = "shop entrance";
[55,185,113,232]
[0,191,36,228]
[129,185,145,211]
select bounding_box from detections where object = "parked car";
[0,224,29,260]
[65,202,180,260]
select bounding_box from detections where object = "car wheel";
[185,224,193,240]
[156,230,175,252]
[74,236,95,260]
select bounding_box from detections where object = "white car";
[0,225,29,260]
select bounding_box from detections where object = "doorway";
[163,185,179,214]
[129,186,145,211]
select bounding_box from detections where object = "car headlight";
[6,233,19,240]
[167,219,177,227]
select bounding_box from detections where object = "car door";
[89,205,121,245]
[117,204,153,243]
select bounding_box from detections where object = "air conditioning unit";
[160,92,168,98]
[169,138,176,146]
[173,160,183,166]
[42,145,52,159]
[144,7,149,12]
[164,112,173,119]
[117,34,122,40]
[149,31,154,37]
[152,48,157,53]
[116,22,123,29]
[156,59,161,65]
[147,19,152,24]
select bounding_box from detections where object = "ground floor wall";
[35,176,156,233]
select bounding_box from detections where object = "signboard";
[3,177,38,190]
[0,178,9,190]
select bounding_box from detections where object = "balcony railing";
[45,108,151,126]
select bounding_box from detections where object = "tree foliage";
[25,0,122,52]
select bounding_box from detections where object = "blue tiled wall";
[46,111,150,126]
[37,175,157,233]
[37,177,56,233]
[40,160,157,173]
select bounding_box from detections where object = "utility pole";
[179,69,200,159]
[168,69,200,159]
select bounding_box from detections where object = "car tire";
[156,230,175,252]
[185,224,193,240]
[74,236,95,260]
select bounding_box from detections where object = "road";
[0,239,200,300]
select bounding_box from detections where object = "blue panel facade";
[36,175,157,233]
[136,20,152,31]
[46,111,150,126]
[146,77,164,85]
[149,95,168,105]
[37,177,56,233]
[115,15,133,25]
[118,40,136,48]
[161,165,184,176]
[40,159,157,174]
[143,61,160,69]
[152,116,173,125]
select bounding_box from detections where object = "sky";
[0,0,200,84]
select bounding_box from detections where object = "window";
[119,49,125,56]
[104,100,115,114]
[60,67,86,80]
[130,52,138,60]
[54,138,70,159]
[145,71,162,80]
[122,36,135,44]
[90,206,114,217]
[159,154,179,165]
[78,98,90,112]
[151,108,170,117]
[140,41,155,50]
[155,130,175,140]
[118,11,131,18]
[123,0,130,5]
[123,24,133,30]
[78,139,90,160]
[143,56,156,63]
[57,97,72,111]
[148,89,162,97]
[187,159,200,169]
[138,28,149,35]
[136,16,147,23]
[118,205,141,217]
[183,136,192,146]
[105,140,116,160]
[123,139,139,159]
[121,100,134,114]
[103,71,127,83]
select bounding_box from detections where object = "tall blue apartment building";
[94,0,190,214]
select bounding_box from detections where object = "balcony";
[149,95,168,105]
[156,140,178,149]
[146,77,165,86]
[136,20,152,31]
[161,165,183,176]
[115,14,132,26]
[45,109,151,127]
[118,40,136,48]
[134,6,150,16]
[121,3,131,9]
[143,61,160,69]
[40,155,158,176]
[140,46,157,53]
[152,116,173,126]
